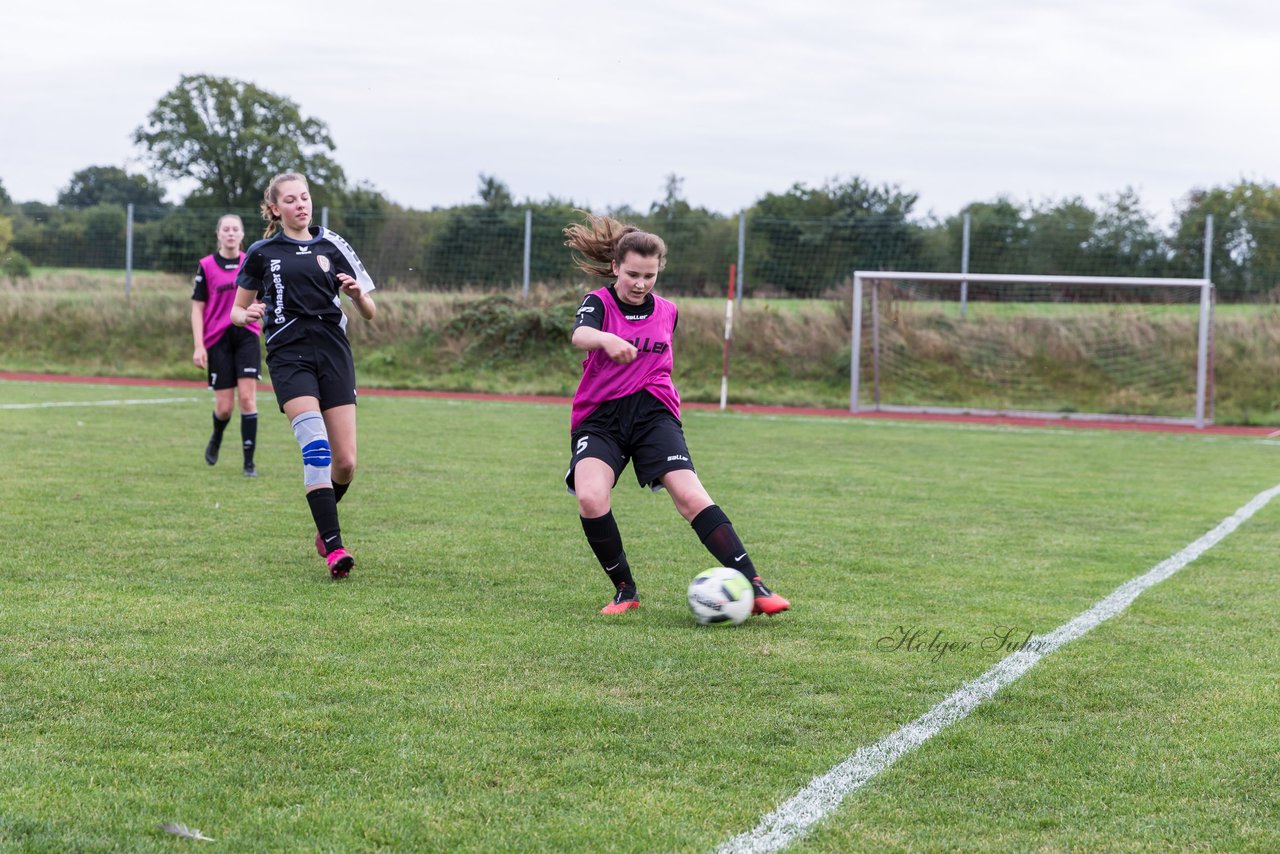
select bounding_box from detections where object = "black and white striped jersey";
[236,226,375,348]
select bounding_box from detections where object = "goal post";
[850,271,1215,428]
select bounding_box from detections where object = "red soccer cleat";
[600,585,640,615]
[750,578,790,616]
[326,548,354,579]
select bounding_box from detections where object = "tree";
[645,174,734,295]
[423,174,523,287]
[954,197,1029,274]
[1084,188,1169,277]
[133,74,345,210]
[0,214,32,278]
[0,177,11,208]
[749,177,923,295]
[58,166,167,215]
[1024,197,1097,276]
[1172,180,1280,300]
[477,174,513,210]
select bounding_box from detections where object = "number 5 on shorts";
[575,436,588,456]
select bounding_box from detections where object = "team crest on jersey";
[317,256,331,273]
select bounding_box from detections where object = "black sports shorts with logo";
[206,325,262,390]
[265,320,358,412]
[566,390,695,493]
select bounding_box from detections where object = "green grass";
[3,379,1279,851]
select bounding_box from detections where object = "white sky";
[3,0,1278,223]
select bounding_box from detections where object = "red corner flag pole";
[719,263,737,411]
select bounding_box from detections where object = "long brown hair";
[259,172,308,238]
[563,212,668,278]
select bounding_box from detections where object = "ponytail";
[563,211,667,277]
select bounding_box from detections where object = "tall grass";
[5,269,1280,422]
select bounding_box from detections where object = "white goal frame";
[850,271,1215,428]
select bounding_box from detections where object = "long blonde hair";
[260,172,309,238]
[563,212,668,278]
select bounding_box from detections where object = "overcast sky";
[3,0,1278,223]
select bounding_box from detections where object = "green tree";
[1172,180,1280,300]
[955,197,1028,274]
[644,174,734,295]
[0,178,12,209]
[423,175,524,287]
[133,74,345,209]
[477,174,513,209]
[1025,197,1097,276]
[58,166,167,216]
[0,214,32,278]
[1084,188,1169,277]
[749,177,923,295]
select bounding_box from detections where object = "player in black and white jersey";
[230,172,377,579]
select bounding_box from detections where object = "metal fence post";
[321,206,329,230]
[736,211,746,307]
[523,208,532,300]
[1203,213,1213,281]
[125,203,134,301]
[960,211,971,320]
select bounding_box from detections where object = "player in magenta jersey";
[230,173,377,580]
[191,214,260,477]
[562,213,789,617]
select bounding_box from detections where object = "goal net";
[851,272,1214,427]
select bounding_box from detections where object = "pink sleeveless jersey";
[197,253,257,347]
[570,287,681,432]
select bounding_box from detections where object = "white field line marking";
[718,482,1280,854]
[0,397,200,410]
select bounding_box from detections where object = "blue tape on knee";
[292,412,332,488]
[302,439,331,467]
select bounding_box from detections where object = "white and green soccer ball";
[687,567,754,625]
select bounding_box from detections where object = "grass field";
[3,379,1280,852]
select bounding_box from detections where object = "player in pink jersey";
[191,214,261,477]
[562,213,789,617]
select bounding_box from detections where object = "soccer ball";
[687,567,754,625]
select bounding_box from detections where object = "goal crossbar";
[850,271,1215,428]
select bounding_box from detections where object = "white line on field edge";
[0,397,200,410]
[717,482,1280,854]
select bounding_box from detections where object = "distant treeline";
[4,175,1280,301]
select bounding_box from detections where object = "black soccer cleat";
[204,436,220,466]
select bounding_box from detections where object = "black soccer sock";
[334,480,350,504]
[306,488,344,555]
[581,511,634,590]
[210,412,230,444]
[691,504,757,579]
[241,412,258,466]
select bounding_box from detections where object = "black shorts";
[266,324,358,412]
[566,391,695,493]
[206,326,262,390]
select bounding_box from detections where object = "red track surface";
[3,371,1273,437]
